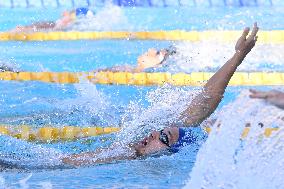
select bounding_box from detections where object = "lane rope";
[1,0,276,8]
[1,71,284,86]
[0,125,279,142]
[0,30,284,43]
[0,125,120,142]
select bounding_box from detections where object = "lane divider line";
[0,125,279,142]
[1,71,284,86]
[0,30,284,42]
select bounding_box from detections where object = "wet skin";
[136,48,168,71]
[133,127,180,156]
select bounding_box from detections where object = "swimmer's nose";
[150,131,160,140]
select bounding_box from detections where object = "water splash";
[184,91,284,189]
[116,85,200,144]
[0,80,121,126]
[162,42,284,73]
[0,135,63,169]
[0,59,21,72]
[70,4,130,31]
[54,81,120,126]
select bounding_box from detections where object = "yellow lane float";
[1,71,284,86]
[0,125,280,142]
[0,125,120,142]
[0,30,283,43]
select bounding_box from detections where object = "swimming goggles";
[159,129,170,147]
[156,46,177,65]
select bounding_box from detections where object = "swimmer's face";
[62,10,73,18]
[134,127,179,156]
[137,48,168,70]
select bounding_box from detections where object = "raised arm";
[180,23,259,126]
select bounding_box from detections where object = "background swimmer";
[97,46,177,72]
[62,23,259,166]
[10,7,94,33]
[0,46,176,73]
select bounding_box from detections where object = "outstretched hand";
[235,22,259,57]
[249,89,284,109]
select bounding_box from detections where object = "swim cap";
[165,45,177,56]
[159,45,177,64]
[75,7,91,17]
[169,127,207,153]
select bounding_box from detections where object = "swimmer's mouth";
[141,137,148,146]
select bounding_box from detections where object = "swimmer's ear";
[147,48,158,56]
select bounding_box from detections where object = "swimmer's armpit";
[249,89,284,109]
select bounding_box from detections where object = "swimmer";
[10,7,94,33]
[97,46,177,72]
[62,23,259,166]
[249,89,284,109]
[136,46,177,71]
[0,46,175,73]
[0,47,172,73]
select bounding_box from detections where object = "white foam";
[0,135,63,168]
[165,42,284,73]
[70,4,130,31]
[116,85,200,144]
[184,91,284,189]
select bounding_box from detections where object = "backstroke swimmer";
[97,46,177,72]
[0,46,177,73]
[62,23,259,166]
[10,7,94,33]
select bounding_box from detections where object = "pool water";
[0,6,284,31]
[0,5,284,189]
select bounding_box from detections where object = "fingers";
[249,89,268,99]
[249,93,268,99]
[241,27,250,38]
[248,22,259,41]
[249,89,260,98]
[249,89,258,94]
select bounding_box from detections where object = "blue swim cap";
[169,127,207,153]
[75,7,90,16]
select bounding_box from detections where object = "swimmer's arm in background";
[10,21,56,33]
[179,23,259,126]
[249,89,284,109]
[94,65,137,73]
[62,145,136,166]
